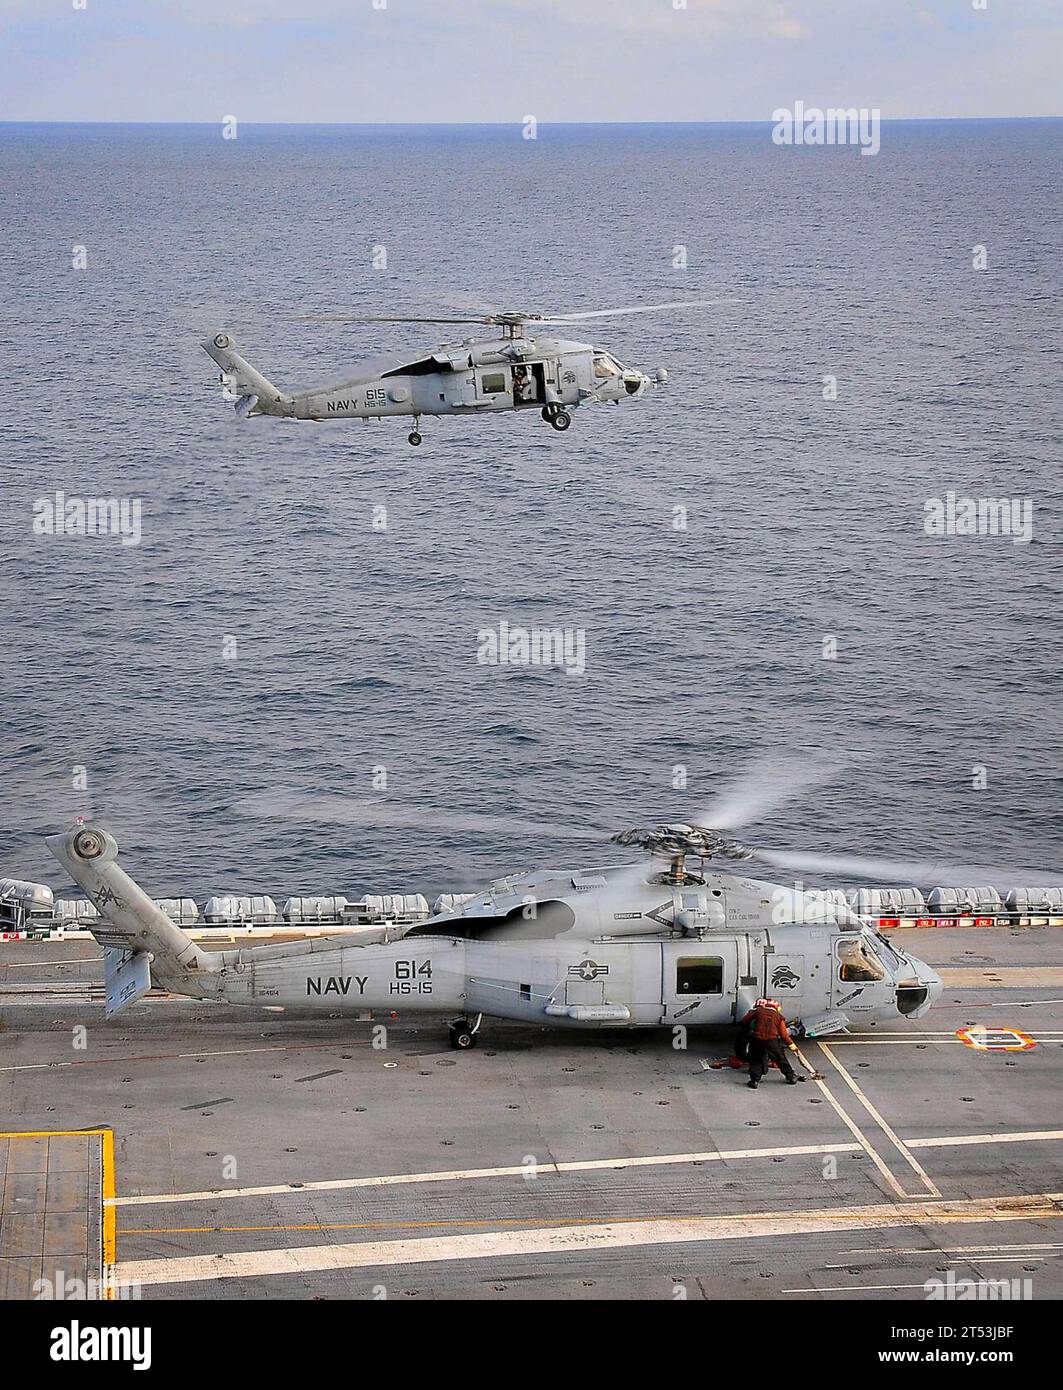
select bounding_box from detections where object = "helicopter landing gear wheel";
[541,406,554,422]
[408,431,422,446]
[448,1014,482,1050]
[549,410,571,432]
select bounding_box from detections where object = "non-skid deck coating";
[0,1130,107,1300]
[1,927,1061,1300]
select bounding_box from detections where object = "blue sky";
[1,0,1060,123]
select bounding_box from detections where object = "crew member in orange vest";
[742,997,799,1089]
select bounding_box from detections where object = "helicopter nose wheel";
[448,1014,482,1050]
[548,409,572,433]
[408,416,422,446]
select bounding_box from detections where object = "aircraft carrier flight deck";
[2,925,1062,1302]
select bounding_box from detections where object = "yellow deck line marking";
[792,1043,910,1199]
[115,1191,1063,1288]
[0,1127,111,1138]
[101,1128,116,1300]
[816,1042,942,1198]
[110,1125,1063,1210]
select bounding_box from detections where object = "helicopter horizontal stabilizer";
[104,946,152,1017]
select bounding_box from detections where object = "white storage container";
[283,895,348,924]
[203,894,278,924]
[153,897,201,925]
[54,898,100,923]
[363,893,430,922]
[1005,886,1063,913]
[927,886,1004,914]
[847,886,926,916]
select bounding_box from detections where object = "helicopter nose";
[895,961,943,1019]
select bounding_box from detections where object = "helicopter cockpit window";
[676,957,723,995]
[593,354,623,379]
[837,938,887,983]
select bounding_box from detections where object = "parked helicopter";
[200,299,723,445]
[46,817,945,1049]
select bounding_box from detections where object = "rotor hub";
[611,823,756,863]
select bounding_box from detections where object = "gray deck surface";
[1,927,1060,1300]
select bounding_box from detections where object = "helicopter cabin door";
[511,362,546,407]
[661,940,739,1026]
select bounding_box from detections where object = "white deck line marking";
[0,1045,290,1074]
[111,1141,864,1207]
[792,1043,910,1199]
[826,1243,1063,1268]
[934,1002,1063,1009]
[1,959,92,968]
[946,1254,1060,1263]
[116,1192,1063,1288]
[825,1039,1056,1045]
[783,1283,942,1294]
[816,1042,942,1198]
[110,1126,1063,1209]
[909,1129,1063,1150]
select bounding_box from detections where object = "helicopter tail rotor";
[201,333,287,415]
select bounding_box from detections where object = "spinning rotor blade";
[537,298,736,323]
[233,789,593,842]
[288,314,489,325]
[288,298,735,328]
[756,847,1062,889]
[698,755,848,832]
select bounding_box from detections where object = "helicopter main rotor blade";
[232,789,593,841]
[697,754,848,832]
[537,298,737,323]
[287,314,490,325]
[756,847,1062,889]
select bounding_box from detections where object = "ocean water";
[1,120,1060,901]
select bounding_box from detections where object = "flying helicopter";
[200,298,724,445]
[46,815,947,1050]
